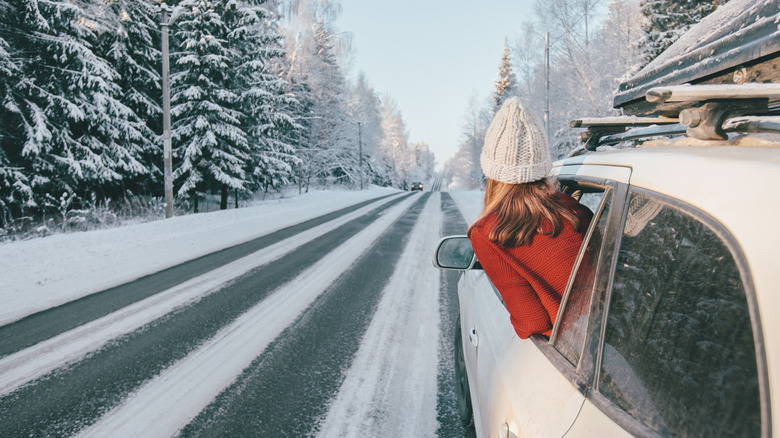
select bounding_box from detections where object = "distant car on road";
[410,182,423,191]
[434,2,780,436]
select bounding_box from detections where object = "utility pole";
[358,122,363,190]
[298,137,303,195]
[544,31,551,143]
[161,3,174,218]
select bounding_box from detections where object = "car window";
[598,192,760,437]
[553,188,610,367]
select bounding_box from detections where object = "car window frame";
[589,186,771,438]
[530,175,629,394]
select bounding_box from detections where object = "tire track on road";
[315,193,442,437]
[0,193,406,397]
[176,194,431,437]
[0,194,412,438]
[0,193,398,359]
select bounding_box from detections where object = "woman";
[468,98,592,339]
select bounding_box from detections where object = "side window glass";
[599,193,760,437]
[577,191,604,213]
[554,188,611,366]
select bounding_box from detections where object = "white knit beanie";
[481,97,551,184]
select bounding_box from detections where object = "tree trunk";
[220,184,228,210]
[193,192,199,213]
[234,188,238,209]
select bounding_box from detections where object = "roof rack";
[573,84,780,150]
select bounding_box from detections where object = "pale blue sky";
[336,1,537,169]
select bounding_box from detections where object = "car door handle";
[468,327,479,347]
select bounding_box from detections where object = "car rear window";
[598,192,760,437]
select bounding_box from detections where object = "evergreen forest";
[0,0,434,237]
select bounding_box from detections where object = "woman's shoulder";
[556,191,579,206]
[470,212,496,234]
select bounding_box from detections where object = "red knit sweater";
[469,193,592,339]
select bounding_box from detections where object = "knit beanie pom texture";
[481,97,551,184]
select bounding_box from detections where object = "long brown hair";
[468,178,583,247]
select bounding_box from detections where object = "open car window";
[552,184,611,367]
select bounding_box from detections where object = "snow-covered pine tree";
[445,92,490,189]
[172,0,249,212]
[229,0,298,201]
[0,0,18,147]
[639,0,728,66]
[493,37,518,113]
[593,0,645,113]
[0,1,35,227]
[6,0,150,206]
[408,141,435,182]
[306,18,357,187]
[94,0,163,193]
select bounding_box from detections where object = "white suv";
[436,142,779,437]
[434,2,780,436]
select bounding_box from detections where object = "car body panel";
[459,271,585,438]
[554,161,632,185]
[565,399,635,437]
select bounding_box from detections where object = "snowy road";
[0,189,479,437]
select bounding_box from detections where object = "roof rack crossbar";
[723,116,780,134]
[570,116,679,128]
[646,83,780,103]
[598,124,688,145]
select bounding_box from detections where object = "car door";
[467,163,631,438]
[457,268,490,431]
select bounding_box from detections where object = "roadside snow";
[0,187,398,326]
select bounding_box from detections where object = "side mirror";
[432,235,480,270]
